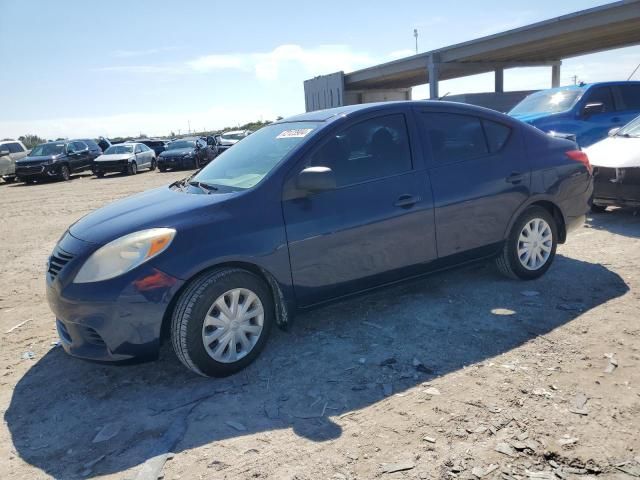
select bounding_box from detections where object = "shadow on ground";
[5,255,628,478]
[587,207,640,239]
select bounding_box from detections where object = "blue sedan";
[47,101,593,376]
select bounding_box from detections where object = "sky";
[1,0,639,139]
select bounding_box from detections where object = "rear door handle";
[394,194,419,208]
[506,172,524,184]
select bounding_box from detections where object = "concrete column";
[551,63,561,88]
[428,55,439,99]
[495,68,504,93]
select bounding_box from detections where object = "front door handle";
[506,172,524,184]
[394,194,419,208]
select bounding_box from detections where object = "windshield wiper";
[188,180,218,194]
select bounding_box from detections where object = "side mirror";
[582,102,604,118]
[608,127,621,137]
[297,166,336,193]
[0,148,10,157]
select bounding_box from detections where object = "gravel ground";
[0,171,639,480]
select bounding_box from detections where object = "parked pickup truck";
[0,140,29,183]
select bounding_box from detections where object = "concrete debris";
[382,461,415,473]
[569,392,589,415]
[604,353,618,374]
[525,470,555,479]
[510,439,528,451]
[423,387,441,396]
[423,436,436,443]
[472,466,485,478]
[21,351,35,360]
[557,436,579,446]
[92,422,121,443]
[495,442,515,456]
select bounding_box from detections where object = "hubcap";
[518,218,552,270]
[201,288,264,363]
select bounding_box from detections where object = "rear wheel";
[3,176,16,184]
[496,206,558,280]
[127,162,137,175]
[96,172,105,178]
[171,269,274,377]
[159,165,167,172]
[59,165,70,181]
[591,204,607,213]
[150,158,157,171]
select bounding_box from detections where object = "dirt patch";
[0,172,639,479]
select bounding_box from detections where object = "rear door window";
[617,84,640,111]
[419,112,489,163]
[482,120,511,153]
[7,142,24,153]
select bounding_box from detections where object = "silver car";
[0,140,29,183]
[93,142,157,177]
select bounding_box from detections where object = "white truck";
[0,140,29,183]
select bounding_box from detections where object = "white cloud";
[186,44,375,81]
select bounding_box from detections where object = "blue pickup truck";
[509,81,640,147]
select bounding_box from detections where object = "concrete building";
[304,0,640,112]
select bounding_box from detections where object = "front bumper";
[593,166,640,208]
[46,232,185,362]
[158,156,193,169]
[16,163,60,179]
[94,160,128,173]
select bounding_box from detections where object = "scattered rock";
[92,422,121,443]
[510,439,528,451]
[21,351,35,360]
[604,353,618,374]
[225,421,247,432]
[569,392,589,415]
[472,466,485,478]
[423,387,441,396]
[557,436,579,447]
[525,470,555,479]
[423,436,436,444]
[495,442,515,457]
[492,308,516,316]
[382,461,415,473]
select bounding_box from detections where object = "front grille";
[48,247,74,281]
[95,160,126,168]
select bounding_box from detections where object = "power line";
[628,62,640,81]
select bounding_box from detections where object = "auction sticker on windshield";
[276,128,313,139]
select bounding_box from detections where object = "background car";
[133,138,168,157]
[585,114,640,212]
[46,101,592,377]
[216,129,252,153]
[93,142,157,177]
[509,81,640,147]
[16,139,101,183]
[157,137,213,171]
[0,140,29,183]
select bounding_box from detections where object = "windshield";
[167,140,195,150]
[221,132,246,141]
[30,143,65,156]
[104,145,134,154]
[617,115,640,137]
[510,89,582,116]
[193,122,318,190]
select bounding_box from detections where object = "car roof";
[278,100,516,125]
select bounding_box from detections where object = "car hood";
[95,154,132,162]
[509,112,553,124]
[585,136,640,168]
[160,148,193,157]
[17,155,58,164]
[69,185,237,244]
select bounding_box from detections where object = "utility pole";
[187,120,191,135]
[414,29,419,54]
[571,75,578,85]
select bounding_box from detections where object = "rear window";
[420,112,488,163]
[30,143,66,156]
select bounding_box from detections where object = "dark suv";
[133,138,168,157]
[157,137,214,171]
[16,139,102,183]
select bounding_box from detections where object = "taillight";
[565,150,592,175]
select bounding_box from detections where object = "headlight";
[73,228,176,283]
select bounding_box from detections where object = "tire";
[150,159,157,171]
[591,204,607,213]
[96,172,105,178]
[171,268,274,377]
[127,162,137,175]
[3,176,16,184]
[159,166,167,172]
[194,156,201,169]
[496,206,558,280]
[60,165,70,181]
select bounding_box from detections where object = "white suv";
[0,140,29,183]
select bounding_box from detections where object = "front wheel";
[127,162,137,175]
[171,269,274,377]
[59,165,70,181]
[496,206,558,280]
[150,159,157,171]
[591,204,607,213]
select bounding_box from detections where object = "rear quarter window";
[482,120,512,153]
[617,85,640,111]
